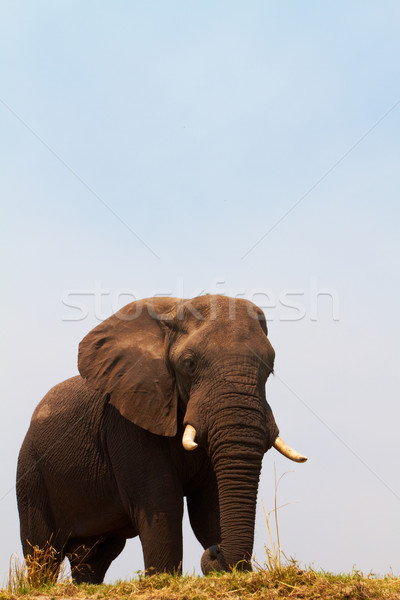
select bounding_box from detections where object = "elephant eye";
[182,357,196,375]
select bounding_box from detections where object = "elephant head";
[78,295,306,573]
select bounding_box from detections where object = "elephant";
[16,295,307,583]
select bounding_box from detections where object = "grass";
[2,566,400,600]
[5,541,95,596]
[7,543,62,595]
[260,465,293,573]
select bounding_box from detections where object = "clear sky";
[1,0,400,583]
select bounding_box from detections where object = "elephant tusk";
[182,425,198,451]
[273,436,308,463]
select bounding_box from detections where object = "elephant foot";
[201,545,228,574]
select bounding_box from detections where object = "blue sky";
[1,0,400,582]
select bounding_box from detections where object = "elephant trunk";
[200,389,277,573]
[209,455,261,571]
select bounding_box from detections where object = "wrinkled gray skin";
[17,296,280,582]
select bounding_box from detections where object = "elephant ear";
[78,297,180,436]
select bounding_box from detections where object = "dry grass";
[7,543,62,595]
[260,465,293,573]
[3,541,400,599]
[3,542,400,600]
[1,566,400,600]
[6,541,95,596]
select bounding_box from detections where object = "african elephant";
[17,295,306,583]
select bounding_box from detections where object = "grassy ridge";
[2,566,400,600]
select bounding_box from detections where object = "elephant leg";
[186,471,221,550]
[67,536,126,584]
[17,467,64,580]
[135,501,184,574]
